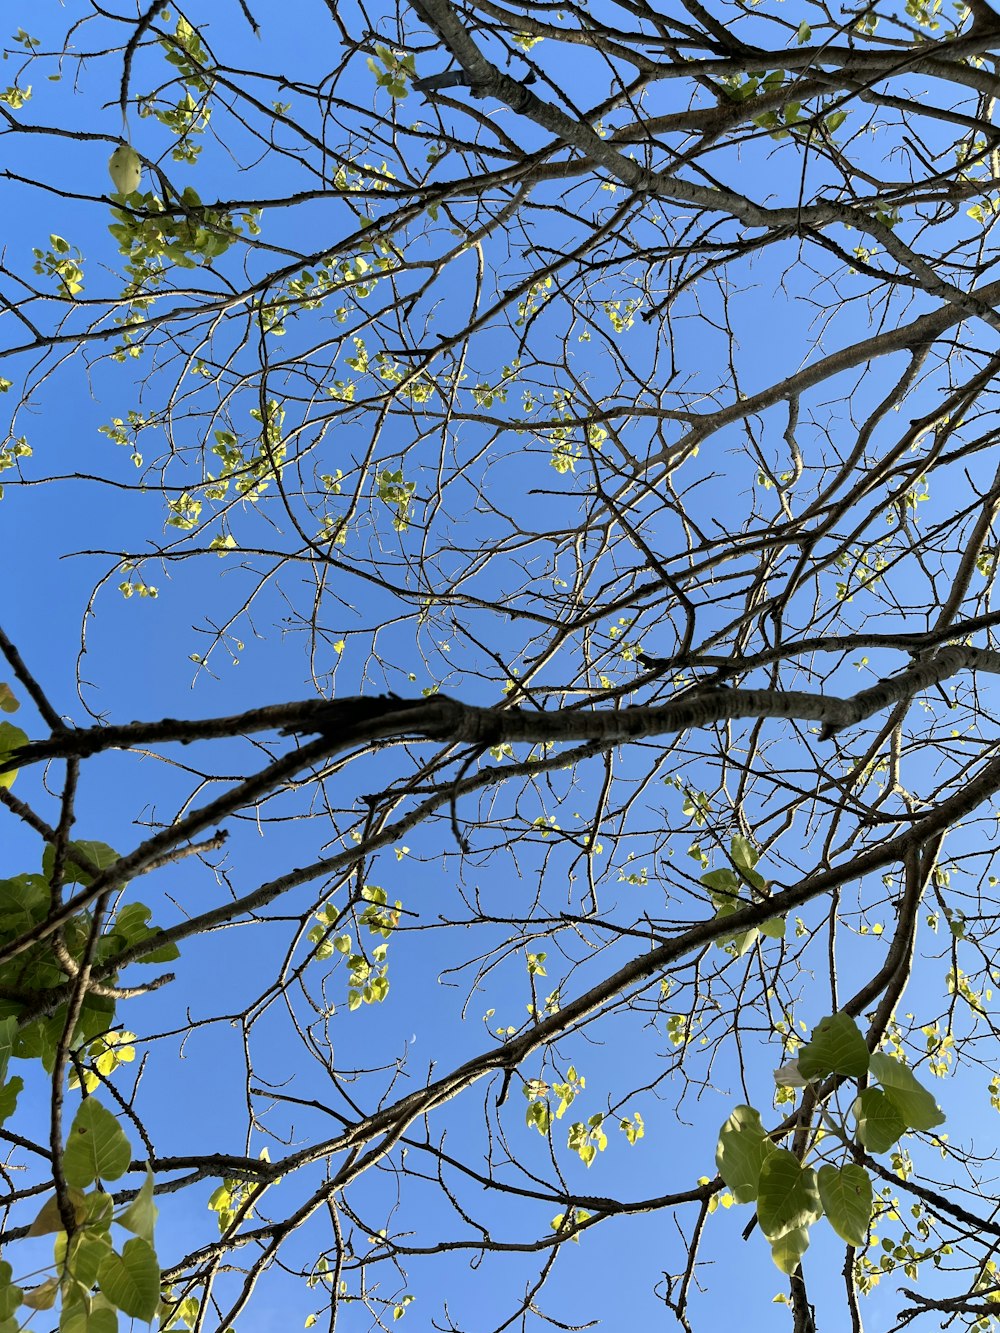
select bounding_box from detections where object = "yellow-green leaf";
[63,1099,132,1187]
[715,1105,777,1204]
[108,143,142,195]
[98,1238,160,1321]
[0,722,27,789]
[817,1163,872,1247]
[119,1167,158,1244]
[869,1052,945,1131]
[756,1150,821,1241]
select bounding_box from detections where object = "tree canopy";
[4,0,1000,1328]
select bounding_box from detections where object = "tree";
[2,0,1000,1327]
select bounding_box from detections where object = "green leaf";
[98,1238,160,1321]
[730,836,759,875]
[0,1076,23,1124]
[81,1188,114,1229]
[160,1292,200,1331]
[119,1168,158,1244]
[756,1150,821,1241]
[770,1224,810,1275]
[59,1299,119,1333]
[726,836,768,893]
[110,902,179,963]
[728,926,760,957]
[869,1052,945,1131]
[852,1087,907,1152]
[0,1016,17,1085]
[0,722,28,789]
[0,1261,22,1320]
[701,869,741,910]
[0,873,49,935]
[797,1012,870,1080]
[63,1099,132,1187]
[110,903,152,940]
[817,1163,872,1246]
[44,841,120,888]
[759,916,786,939]
[76,991,118,1049]
[63,1230,114,1287]
[131,934,179,964]
[715,1105,777,1203]
[14,1012,60,1069]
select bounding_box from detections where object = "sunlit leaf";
[852,1087,907,1153]
[716,1105,777,1204]
[869,1053,945,1131]
[817,1163,872,1246]
[756,1151,821,1241]
[798,1012,870,1080]
[63,1099,132,1187]
[98,1238,160,1321]
[119,1168,159,1244]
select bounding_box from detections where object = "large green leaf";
[15,1013,60,1069]
[770,1223,810,1275]
[701,868,740,908]
[715,1105,777,1203]
[60,1302,119,1333]
[852,1087,907,1153]
[0,874,50,937]
[81,1189,115,1229]
[64,1232,115,1287]
[730,837,767,893]
[21,990,118,1076]
[869,1053,945,1131]
[119,1169,158,1244]
[44,840,121,888]
[98,1239,160,1321]
[817,1163,872,1246]
[110,903,153,940]
[797,1012,870,1080]
[757,1150,821,1241]
[63,1100,132,1187]
[108,902,180,965]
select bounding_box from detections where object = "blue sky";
[2,1,999,1330]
